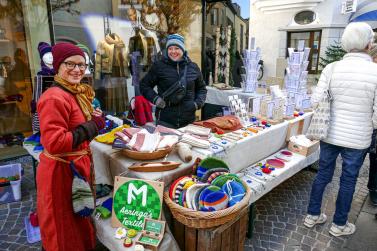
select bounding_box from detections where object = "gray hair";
[341,22,374,52]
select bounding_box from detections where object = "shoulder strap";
[180,65,188,87]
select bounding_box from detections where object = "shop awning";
[350,1,377,22]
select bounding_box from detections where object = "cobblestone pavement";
[244,156,370,251]
[0,156,371,251]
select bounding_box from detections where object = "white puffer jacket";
[311,53,377,149]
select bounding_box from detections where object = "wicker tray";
[122,147,173,160]
[164,181,252,229]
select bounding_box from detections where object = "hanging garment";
[95,33,130,80]
[102,76,128,114]
[129,31,158,66]
[127,95,153,126]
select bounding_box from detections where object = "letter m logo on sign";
[128,183,147,206]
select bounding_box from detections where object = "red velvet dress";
[37,86,96,251]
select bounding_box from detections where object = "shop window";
[0,1,33,143]
[48,0,202,115]
[294,10,316,25]
[287,30,322,74]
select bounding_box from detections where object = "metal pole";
[202,0,207,83]
[45,0,55,45]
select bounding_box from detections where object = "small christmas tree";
[319,41,346,69]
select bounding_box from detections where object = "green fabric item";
[211,174,242,188]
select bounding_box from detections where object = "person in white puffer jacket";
[304,22,377,237]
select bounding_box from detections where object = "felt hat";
[211,173,242,188]
[207,171,229,184]
[52,42,85,72]
[222,180,246,207]
[199,185,229,212]
[174,176,195,204]
[196,157,229,178]
[166,33,185,52]
[185,183,207,210]
[169,175,190,200]
[192,184,209,211]
[38,42,52,58]
[200,167,229,183]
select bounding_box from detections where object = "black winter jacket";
[140,53,207,128]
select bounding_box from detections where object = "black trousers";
[369,152,377,191]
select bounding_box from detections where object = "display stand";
[241,48,262,93]
[214,25,231,86]
[284,45,311,115]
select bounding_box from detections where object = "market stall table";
[193,113,312,174]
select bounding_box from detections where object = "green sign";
[139,236,160,245]
[113,179,162,230]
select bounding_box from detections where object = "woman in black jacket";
[140,34,207,128]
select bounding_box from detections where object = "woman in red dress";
[37,43,105,250]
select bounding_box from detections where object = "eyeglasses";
[62,61,88,71]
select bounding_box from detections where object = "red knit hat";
[52,42,85,72]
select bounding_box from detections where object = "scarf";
[54,75,94,121]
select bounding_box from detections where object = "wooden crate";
[288,140,320,156]
[171,207,249,251]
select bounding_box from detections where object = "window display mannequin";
[37,42,55,76]
[77,43,93,75]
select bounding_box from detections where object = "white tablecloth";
[205,86,265,106]
[238,148,319,204]
[193,113,312,174]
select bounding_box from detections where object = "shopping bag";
[306,63,336,140]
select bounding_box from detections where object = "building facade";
[249,0,377,82]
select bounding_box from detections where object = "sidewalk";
[344,195,377,251]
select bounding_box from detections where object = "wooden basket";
[122,147,173,160]
[164,181,252,229]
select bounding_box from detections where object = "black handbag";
[161,65,188,105]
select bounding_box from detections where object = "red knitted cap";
[52,42,85,72]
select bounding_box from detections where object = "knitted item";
[185,183,208,210]
[207,171,229,184]
[52,42,85,72]
[222,180,246,207]
[211,174,242,187]
[54,75,94,121]
[96,125,130,144]
[200,167,229,183]
[196,157,229,178]
[166,34,185,52]
[70,161,95,217]
[174,177,194,204]
[199,186,228,211]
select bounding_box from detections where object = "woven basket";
[164,181,252,229]
[122,147,173,160]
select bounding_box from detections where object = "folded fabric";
[112,138,128,149]
[157,135,179,149]
[95,125,130,144]
[184,124,211,137]
[129,95,153,126]
[127,129,161,152]
[180,134,210,149]
[199,186,228,211]
[114,131,130,143]
[123,128,142,138]
[196,157,229,178]
[194,115,242,133]
[222,180,246,207]
[155,125,183,136]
